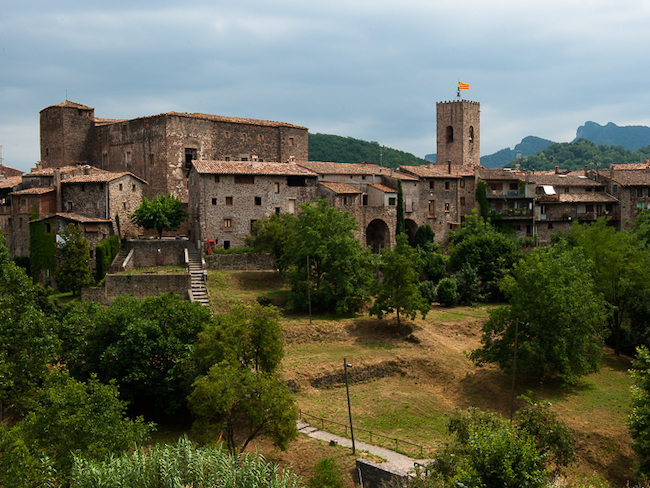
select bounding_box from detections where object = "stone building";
[0,164,24,179]
[39,101,309,204]
[436,100,481,168]
[188,161,319,250]
[598,164,650,228]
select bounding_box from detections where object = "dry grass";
[210,270,636,487]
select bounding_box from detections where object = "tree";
[282,199,376,314]
[566,217,650,354]
[413,224,435,251]
[0,369,153,483]
[396,179,405,237]
[629,346,650,479]
[188,363,298,453]
[370,233,429,327]
[448,212,522,300]
[244,212,298,272]
[130,194,187,238]
[64,294,213,415]
[195,302,284,375]
[0,234,58,416]
[470,246,607,385]
[436,277,459,307]
[55,223,93,294]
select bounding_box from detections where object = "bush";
[95,235,120,282]
[309,457,343,488]
[418,280,437,304]
[436,278,459,306]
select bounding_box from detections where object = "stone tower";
[40,101,95,168]
[436,100,480,168]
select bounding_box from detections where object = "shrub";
[309,457,343,488]
[436,278,459,306]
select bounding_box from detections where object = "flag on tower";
[458,82,469,91]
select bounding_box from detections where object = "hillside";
[575,121,650,151]
[209,270,636,488]
[308,133,428,168]
[480,135,555,168]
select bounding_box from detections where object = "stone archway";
[366,219,390,253]
[405,219,418,246]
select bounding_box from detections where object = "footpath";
[296,420,430,475]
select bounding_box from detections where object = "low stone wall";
[205,253,275,270]
[105,273,191,301]
[356,459,410,488]
[81,286,108,305]
[125,238,191,267]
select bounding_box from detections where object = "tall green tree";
[282,199,376,314]
[629,345,650,478]
[566,217,650,354]
[130,194,187,238]
[55,223,93,295]
[470,246,607,385]
[0,234,58,416]
[370,233,429,327]
[245,212,298,272]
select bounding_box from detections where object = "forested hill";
[480,136,555,168]
[574,121,650,151]
[308,133,428,168]
[504,139,650,172]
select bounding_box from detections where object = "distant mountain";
[573,121,650,151]
[480,136,556,168]
[308,133,427,168]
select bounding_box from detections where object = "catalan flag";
[458,82,470,91]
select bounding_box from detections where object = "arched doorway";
[366,219,390,253]
[405,219,418,246]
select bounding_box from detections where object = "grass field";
[206,270,637,487]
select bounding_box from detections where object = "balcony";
[486,189,524,198]
[492,208,533,219]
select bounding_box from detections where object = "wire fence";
[299,410,437,458]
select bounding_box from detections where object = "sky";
[2,0,650,173]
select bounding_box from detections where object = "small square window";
[388,197,396,206]
[288,137,294,146]
[255,197,262,206]
[275,207,281,213]
[445,181,450,190]
[226,196,233,206]
[460,197,466,206]
[224,240,230,249]
[212,198,217,205]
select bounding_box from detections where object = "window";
[460,197,466,206]
[428,200,436,217]
[638,187,644,197]
[287,176,306,187]
[613,184,618,192]
[445,202,450,212]
[362,195,368,206]
[226,196,233,206]
[289,199,296,213]
[255,196,262,206]
[224,240,230,249]
[445,181,450,190]
[212,198,217,205]
[132,184,136,191]
[343,196,348,206]
[388,197,396,205]
[185,148,197,169]
[21,198,26,206]
[429,181,434,190]
[102,152,108,168]
[460,179,465,188]
[250,220,257,232]
[125,151,132,167]
[446,126,453,143]
[123,202,127,210]
[288,137,294,146]
[214,175,220,183]
[469,126,474,143]
[119,183,123,191]
[275,207,281,213]
[274,182,280,193]
[45,223,51,233]
[235,175,255,184]
[224,218,232,228]
[67,202,72,211]
[224,157,230,161]
[548,223,554,229]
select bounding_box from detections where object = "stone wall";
[124,238,190,267]
[81,286,108,305]
[355,459,410,488]
[105,273,191,301]
[205,253,276,270]
[40,103,95,168]
[436,100,481,168]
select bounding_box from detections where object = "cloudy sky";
[2,0,650,172]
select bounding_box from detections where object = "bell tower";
[436,100,480,168]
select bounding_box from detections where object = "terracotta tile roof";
[530,174,603,187]
[556,193,618,203]
[10,187,55,196]
[25,166,80,177]
[477,168,527,180]
[401,165,473,178]
[0,176,23,190]
[388,171,419,181]
[602,169,650,186]
[0,164,24,176]
[368,183,396,193]
[164,112,307,130]
[193,161,317,177]
[299,161,390,176]
[41,100,93,112]
[55,213,112,223]
[319,182,363,194]
[610,162,650,170]
[62,172,147,184]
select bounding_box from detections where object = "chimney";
[447,160,451,174]
[54,169,62,213]
[555,165,559,174]
[584,165,588,177]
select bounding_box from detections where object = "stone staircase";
[108,248,129,273]
[187,250,210,308]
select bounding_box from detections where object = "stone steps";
[187,252,210,307]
